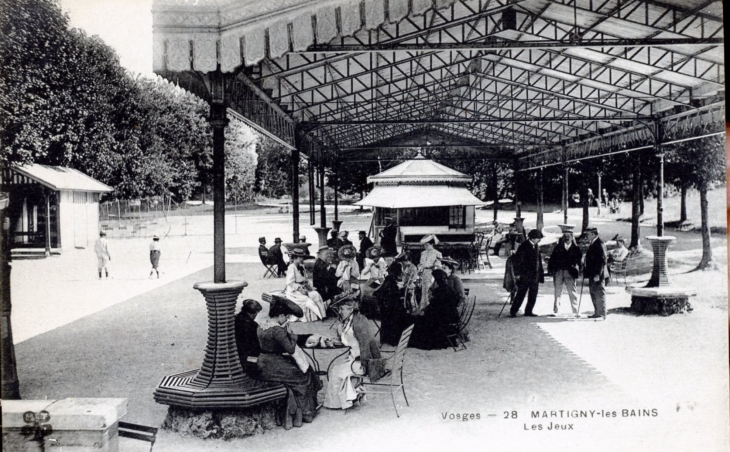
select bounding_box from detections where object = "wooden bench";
[118,421,158,451]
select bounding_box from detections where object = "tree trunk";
[581,178,589,233]
[679,183,688,223]
[1,199,21,399]
[630,154,642,250]
[695,184,716,270]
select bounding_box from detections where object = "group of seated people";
[259,235,312,278]
[234,294,382,429]
[238,234,469,429]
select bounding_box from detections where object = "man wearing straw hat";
[94,231,111,280]
[547,225,582,317]
[269,237,287,277]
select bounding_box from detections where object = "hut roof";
[367,158,471,185]
[9,164,113,193]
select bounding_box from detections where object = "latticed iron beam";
[298,38,722,54]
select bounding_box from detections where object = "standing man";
[268,237,287,277]
[149,235,162,279]
[357,231,374,269]
[327,230,344,251]
[94,231,111,280]
[340,230,352,246]
[547,228,582,317]
[379,218,397,257]
[584,227,609,320]
[509,229,544,317]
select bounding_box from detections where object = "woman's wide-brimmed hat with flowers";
[338,244,357,260]
[366,245,383,259]
[420,234,439,245]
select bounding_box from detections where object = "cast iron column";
[334,165,339,221]
[319,165,326,228]
[655,121,664,237]
[291,148,300,244]
[562,148,569,225]
[210,102,228,283]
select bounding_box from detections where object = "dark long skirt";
[257,353,322,427]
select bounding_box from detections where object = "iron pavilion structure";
[149,0,724,409]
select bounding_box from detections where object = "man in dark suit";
[509,229,545,317]
[357,230,374,269]
[313,246,339,304]
[583,227,609,320]
[268,237,287,277]
[379,218,398,257]
[326,229,344,251]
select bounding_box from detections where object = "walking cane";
[498,289,515,318]
[577,273,586,315]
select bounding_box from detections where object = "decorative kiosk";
[356,155,486,247]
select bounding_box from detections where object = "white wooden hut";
[1,164,112,256]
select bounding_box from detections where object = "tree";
[666,136,725,270]
[225,120,258,203]
[254,136,292,199]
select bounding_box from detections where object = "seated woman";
[335,245,361,295]
[374,262,412,346]
[408,269,460,350]
[285,248,327,321]
[361,245,388,288]
[234,299,263,378]
[257,296,323,429]
[440,257,466,307]
[323,298,384,410]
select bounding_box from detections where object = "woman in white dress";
[417,234,442,313]
[361,245,388,287]
[323,299,383,410]
[335,245,361,294]
[285,248,327,322]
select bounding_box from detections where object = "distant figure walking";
[94,231,111,280]
[149,235,162,279]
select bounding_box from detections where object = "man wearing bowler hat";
[269,237,287,277]
[583,227,609,320]
[509,229,545,317]
[313,246,339,303]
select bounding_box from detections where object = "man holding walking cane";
[583,227,609,320]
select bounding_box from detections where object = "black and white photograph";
[1,0,728,451]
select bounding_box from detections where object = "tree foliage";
[225,120,258,203]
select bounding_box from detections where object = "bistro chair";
[355,324,415,417]
[441,295,476,352]
[258,247,278,279]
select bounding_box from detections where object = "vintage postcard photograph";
[1,0,727,451]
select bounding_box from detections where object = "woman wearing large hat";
[322,298,383,410]
[361,245,387,287]
[285,248,326,321]
[257,296,322,429]
[335,244,361,294]
[417,234,442,314]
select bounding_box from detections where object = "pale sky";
[60,0,154,77]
